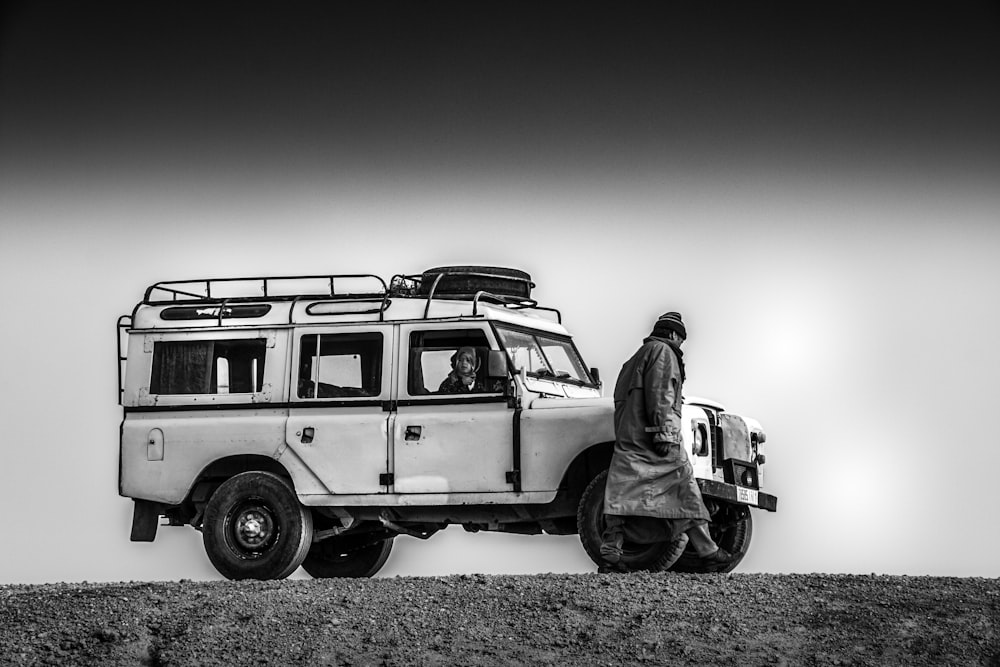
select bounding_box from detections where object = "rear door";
[285,325,392,494]
[392,323,514,494]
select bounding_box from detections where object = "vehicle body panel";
[519,400,615,492]
[283,324,394,495]
[392,402,514,493]
[120,408,288,504]
[284,406,390,495]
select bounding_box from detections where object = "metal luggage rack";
[143,274,389,304]
[139,270,560,322]
[387,271,561,323]
[117,314,131,404]
[468,290,562,323]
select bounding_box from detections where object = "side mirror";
[590,367,601,387]
[488,350,509,378]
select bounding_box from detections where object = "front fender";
[519,398,615,492]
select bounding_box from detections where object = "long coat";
[603,336,710,521]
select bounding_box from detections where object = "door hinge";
[506,470,521,486]
[380,473,394,486]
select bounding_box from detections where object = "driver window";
[408,329,503,396]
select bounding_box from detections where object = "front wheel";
[302,535,394,578]
[577,470,678,571]
[202,472,313,580]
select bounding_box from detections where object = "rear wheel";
[577,470,677,571]
[202,472,313,581]
[302,535,394,578]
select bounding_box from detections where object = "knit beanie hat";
[651,311,686,340]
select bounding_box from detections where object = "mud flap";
[130,499,160,542]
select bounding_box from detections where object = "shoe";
[700,547,737,564]
[660,533,689,570]
[600,542,622,564]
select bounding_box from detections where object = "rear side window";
[150,339,266,395]
[298,332,383,399]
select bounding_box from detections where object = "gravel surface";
[2,573,998,666]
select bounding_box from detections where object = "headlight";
[691,420,709,456]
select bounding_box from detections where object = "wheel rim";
[226,500,279,558]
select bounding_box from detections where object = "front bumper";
[698,479,778,512]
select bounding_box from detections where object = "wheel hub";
[233,506,275,551]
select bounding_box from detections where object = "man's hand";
[652,432,679,456]
[654,441,677,456]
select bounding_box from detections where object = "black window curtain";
[151,341,215,394]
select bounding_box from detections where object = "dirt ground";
[2,573,998,666]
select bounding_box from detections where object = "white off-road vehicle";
[118,266,776,580]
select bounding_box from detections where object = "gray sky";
[2,3,998,582]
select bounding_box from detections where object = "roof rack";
[143,274,388,304]
[138,268,561,324]
[470,291,562,323]
[117,315,131,404]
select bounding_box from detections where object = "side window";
[408,329,501,396]
[298,332,382,399]
[150,339,265,395]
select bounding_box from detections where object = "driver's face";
[455,354,475,374]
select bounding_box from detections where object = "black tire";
[420,265,533,299]
[577,470,678,572]
[302,536,394,578]
[671,506,753,574]
[202,472,313,581]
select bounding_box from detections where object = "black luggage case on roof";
[418,266,534,300]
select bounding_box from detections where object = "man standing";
[601,312,735,570]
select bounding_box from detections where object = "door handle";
[301,427,315,444]
[405,425,422,441]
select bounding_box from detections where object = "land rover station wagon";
[117,266,777,580]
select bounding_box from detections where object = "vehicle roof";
[129,297,571,335]
[126,269,572,335]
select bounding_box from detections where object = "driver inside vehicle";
[437,346,483,393]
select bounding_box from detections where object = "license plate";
[736,486,759,506]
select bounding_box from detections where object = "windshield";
[495,326,593,385]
